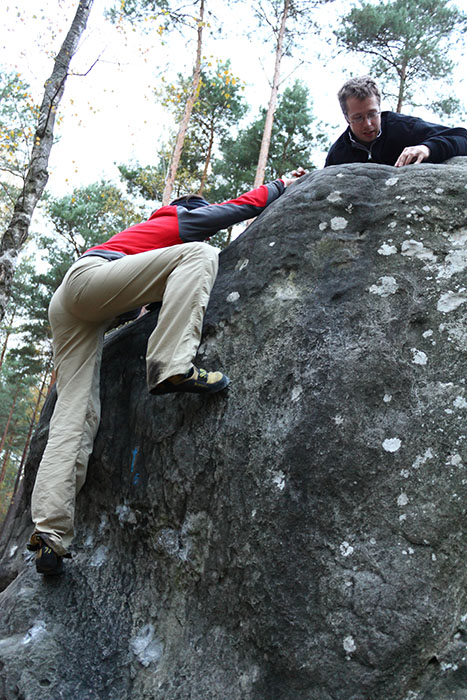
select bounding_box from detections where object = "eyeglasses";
[347,110,381,124]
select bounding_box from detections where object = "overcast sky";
[1,0,466,200]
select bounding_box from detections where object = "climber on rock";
[27,169,306,576]
[325,75,467,168]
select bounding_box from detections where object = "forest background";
[0,0,466,524]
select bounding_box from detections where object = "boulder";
[0,159,466,700]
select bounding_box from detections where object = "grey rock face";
[1,160,466,700]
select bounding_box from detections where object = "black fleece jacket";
[325,111,467,167]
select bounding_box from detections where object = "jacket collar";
[347,126,383,155]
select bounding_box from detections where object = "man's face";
[345,95,381,143]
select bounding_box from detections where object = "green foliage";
[120,60,247,203]
[0,344,49,525]
[107,0,200,34]
[159,59,247,192]
[108,0,170,27]
[118,162,166,202]
[43,181,143,258]
[159,60,246,143]
[0,69,39,223]
[119,141,202,202]
[335,0,467,113]
[430,95,464,119]
[208,80,327,199]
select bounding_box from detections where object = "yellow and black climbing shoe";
[28,534,65,576]
[151,366,230,395]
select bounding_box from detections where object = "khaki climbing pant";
[31,242,219,555]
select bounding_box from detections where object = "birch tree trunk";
[0,0,94,322]
[253,0,290,188]
[161,0,205,205]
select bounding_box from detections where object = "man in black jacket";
[325,76,467,168]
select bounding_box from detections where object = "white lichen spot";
[422,206,431,212]
[377,243,397,256]
[400,469,410,479]
[269,241,276,247]
[401,239,437,262]
[334,414,344,425]
[437,250,467,280]
[385,177,398,187]
[397,493,409,507]
[272,471,286,491]
[435,187,444,194]
[447,228,467,246]
[454,396,467,409]
[404,692,420,700]
[291,386,303,402]
[274,283,299,301]
[336,173,344,179]
[90,545,108,567]
[383,394,392,403]
[319,221,328,231]
[388,221,397,229]
[226,291,240,303]
[412,448,434,469]
[370,538,376,545]
[130,624,163,668]
[441,662,459,673]
[238,258,249,271]
[343,635,357,653]
[411,348,427,366]
[22,621,46,646]
[369,276,399,297]
[437,290,467,313]
[422,329,433,338]
[340,541,354,557]
[399,514,407,522]
[98,513,109,533]
[327,190,342,203]
[330,216,348,231]
[447,453,463,467]
[432,553,437,561]
[383,437,401,452]
[116,504,137,525]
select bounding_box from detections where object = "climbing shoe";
[151,366,230,395]
[27,534,65,576]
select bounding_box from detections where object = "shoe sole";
[152,374,231,395]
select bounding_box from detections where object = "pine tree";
[335,0,467,114]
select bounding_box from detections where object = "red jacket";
[84,180,285,259]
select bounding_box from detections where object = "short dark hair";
[169,194,210,211]
[338,76,381,115]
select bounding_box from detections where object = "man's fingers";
[395,145,430,167]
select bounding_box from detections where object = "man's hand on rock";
[394,145,430,167]
[282,166,307,187]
